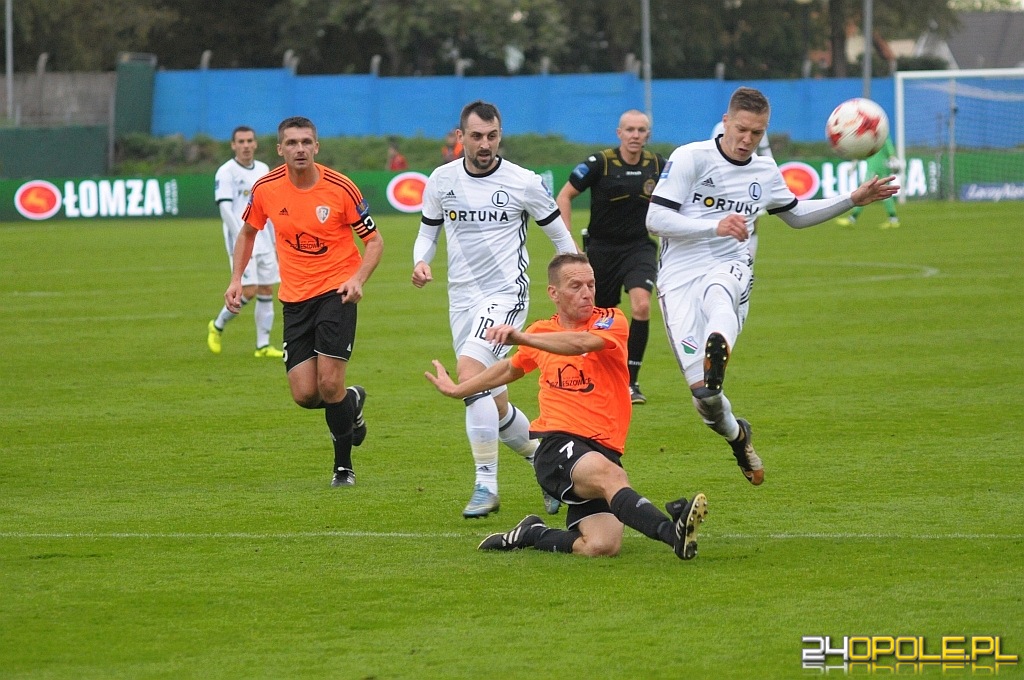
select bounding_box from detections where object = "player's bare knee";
[293,393,321,409]
[577,533,622,558]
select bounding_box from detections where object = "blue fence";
[153,70,894,146]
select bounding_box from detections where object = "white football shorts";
[658,259,752,386]
[450,296,528,368]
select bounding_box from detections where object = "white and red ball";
[825,97,890,160]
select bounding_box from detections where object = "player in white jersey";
[206,126,283,358]
[413,100,578,519]
[711,119,771,261]
[647,87,898,486]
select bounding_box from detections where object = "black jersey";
[567,148,664,243]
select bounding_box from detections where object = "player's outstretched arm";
[425,359,524,399]
[851,174,900,206]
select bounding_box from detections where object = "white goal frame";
[894,67,1024,203]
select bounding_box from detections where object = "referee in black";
[556,109,664,405]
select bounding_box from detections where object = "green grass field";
[2,201,1022,679]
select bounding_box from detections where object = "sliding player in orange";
[427,253,709,560]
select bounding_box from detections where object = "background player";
[555,110,664,405]
[836,134,901,229]
[647,87,898,487]
[207,126,282,358]
[426,253,709,560]
[413,100,578,519]
[225,116,383,488]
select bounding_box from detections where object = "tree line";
[10,0,1013,79]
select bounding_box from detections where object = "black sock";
[533,528,581,553]
[324,398,355,471]
[610,487,674,546]
[627,319,649,384]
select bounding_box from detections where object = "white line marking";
[770,260,940,284]
[1,531,1020,541]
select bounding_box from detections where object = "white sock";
[498,404,539,461]
[255,295,274,348]
[692,391,740,440]
[466,393,499,493]
[215,296,248,330]
[703,284,739,350]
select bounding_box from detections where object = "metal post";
[641,0,653,124]
[6,0,13,121]
[862,0,872,98]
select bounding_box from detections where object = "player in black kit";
[556,109,664,405]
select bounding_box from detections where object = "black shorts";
[586,238,657,308]
[532,432,624,529]
[281,291,357,372]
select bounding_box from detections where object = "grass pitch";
[1,201,1022,678]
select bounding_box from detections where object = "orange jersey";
[510,307,632,453]
[243,163,377,302]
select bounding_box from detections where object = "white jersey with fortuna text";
[419,157,568,310]
[649,139,795,289]
[215,158,273,256]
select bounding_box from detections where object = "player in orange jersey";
[426,253,709,560]
[226,116,384,488]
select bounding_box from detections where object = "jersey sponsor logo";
[445,189,456,198]
[701,177,716,187]
[14,180,62,220]
[491,190,510,208]
[385,171,428,214]
[279,207,289,215]
[447,209,511,222]
[546,365,596,393]
[285,232,328,255]
[316,205,330,223]
[749,182,762,200]
[691,192,757,216]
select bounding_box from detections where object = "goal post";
[894,67,1024,203]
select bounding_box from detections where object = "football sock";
[324,397,355,472]
[692,391,740,441]
[883,197,897,218]
[610,487,675,546]
[497,404,538,459]
[465,392,499,493]
[533,527,582,553]
[627,319,649,384]
[254,295,274,348]
[703,286,739,350]
[214,295,248,330]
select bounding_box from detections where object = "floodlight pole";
[641,0,653,124]
[862,0,872,98]
[5,0,12,121]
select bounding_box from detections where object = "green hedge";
[113,132,836,175]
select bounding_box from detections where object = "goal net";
[894,68,1024,202]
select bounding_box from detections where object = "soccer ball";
[825,98,890,160]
